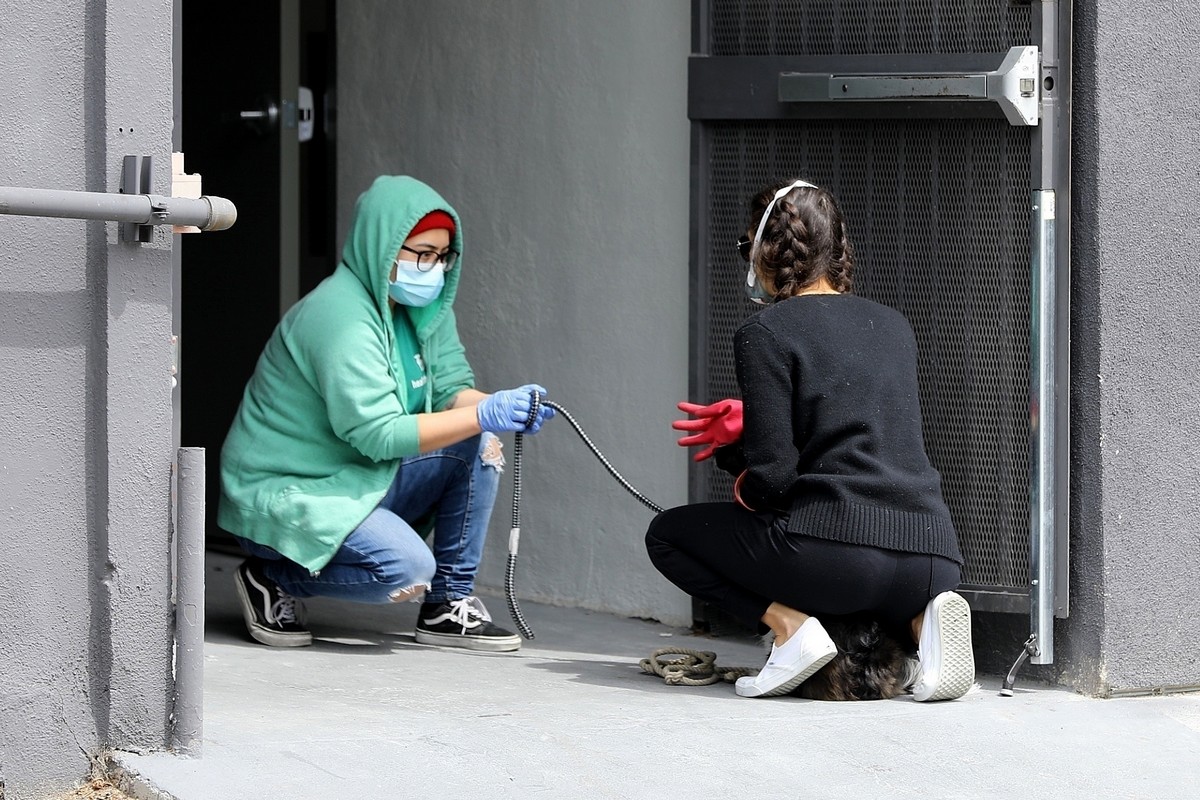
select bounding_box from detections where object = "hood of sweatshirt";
[339,175,463,340]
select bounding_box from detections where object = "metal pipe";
[1043,0,1073,625]
[0,186,236,231]
[173,447,206,755]
[1029,190,1057,665]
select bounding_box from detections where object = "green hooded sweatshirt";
[218,176,474,573]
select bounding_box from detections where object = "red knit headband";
[409,210,456,238]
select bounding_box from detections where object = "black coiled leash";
[506,389,664,640]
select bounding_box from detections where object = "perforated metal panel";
[710,0,1031,56]
[691,0,1046,599]
[700,120,1032,592]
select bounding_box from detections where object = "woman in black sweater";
[646,180,974,701]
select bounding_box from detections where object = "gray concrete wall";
[1058,1,1200,694]
[337,1,693,624]
[0,1,177,796]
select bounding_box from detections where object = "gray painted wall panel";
[0,0,176,794]
[1091,1,1200,691]
[100,0,176,745]
[0,2,103,794]
[1062,1,1200,693]
[337,0,693,624]
[1057,0,1109,697]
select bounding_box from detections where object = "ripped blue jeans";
[236,433,504,605]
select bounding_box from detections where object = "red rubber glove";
[672,399,744,462]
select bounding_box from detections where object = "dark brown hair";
[749,180,855,300]
[795,615,909,701]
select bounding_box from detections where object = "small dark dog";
[795,614,913,701]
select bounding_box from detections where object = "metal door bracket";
[779,45,1040,126]
[1000,634,1040,696]
[120,155,155,242]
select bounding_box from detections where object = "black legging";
[645,503,961,635]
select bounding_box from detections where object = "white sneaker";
[913,591,975,702]
[735,617,837,698]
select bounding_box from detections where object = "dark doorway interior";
[299,0,338,297]
[181,1,337,549]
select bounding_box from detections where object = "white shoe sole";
[234,569,312,648]
[914,591,974,701]
[414,628,521,652]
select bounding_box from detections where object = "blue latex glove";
[477,384,556,434]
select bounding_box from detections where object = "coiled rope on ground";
[639,647,759,686]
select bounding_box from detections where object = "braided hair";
[749,180,855,301]
[795,614,909,701]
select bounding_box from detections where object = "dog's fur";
[793,614,910,701]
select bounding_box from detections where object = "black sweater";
[727,293,962,565]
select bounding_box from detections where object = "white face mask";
[388,261,445,307]
[744,180,818,305]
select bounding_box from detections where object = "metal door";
[688,0,1071,664]
[181,1,286,547]
[179,1,337,548]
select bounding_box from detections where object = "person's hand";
[672,399,743,462]
[523,384,555,433]
[477,385,556,434]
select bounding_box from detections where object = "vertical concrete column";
[1059,1,1200,695]
[172,448,205,754]
[99,0,177,746]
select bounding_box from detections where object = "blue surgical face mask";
[744,179,819,306]
[388,262,445,307]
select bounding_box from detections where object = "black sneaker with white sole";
[415,597,521,652]
[233,559,313,647]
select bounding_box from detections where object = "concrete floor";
[116,552,1200,799]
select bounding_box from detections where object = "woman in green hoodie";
[220,175,553,652]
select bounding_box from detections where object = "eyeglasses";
[398,244,459,273]
[736,236,752,262]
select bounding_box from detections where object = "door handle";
[778,46,1040,127]
[238,97,279,134]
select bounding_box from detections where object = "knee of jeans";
[370,546,436,601]
[479,432,505,471]
[385,553,436,603]
[387,581,431,603]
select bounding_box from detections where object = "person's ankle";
[762,603,809,646]
[910,612,924,646]
[773,624,800,646]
